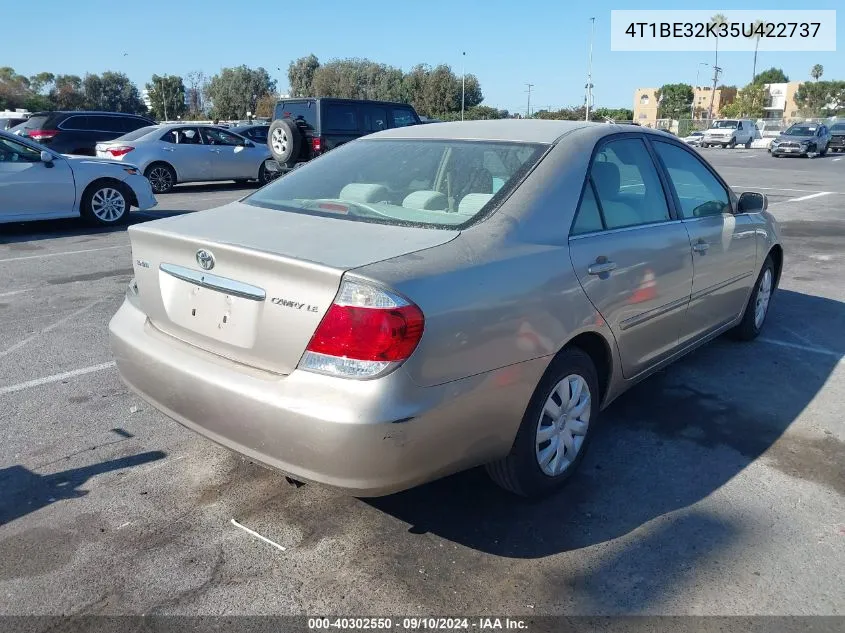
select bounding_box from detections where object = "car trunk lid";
[128,201,458,374]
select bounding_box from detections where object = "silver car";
[109,121,782,497]
[1,128,156,225]
[96,124,278,194]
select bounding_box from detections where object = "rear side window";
[361,105,388,132]
[161,127,202,144]
[88,115,124,133]
[392,108,417,127]
[61,116,90,130]
[587,138,671,230]
[323,103,358,132]
[275,101,317,130]
[571,183,604,235]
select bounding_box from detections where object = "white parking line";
[0,288,32,298]
[0,244,126,263]
[783,192,833,203]
[0,300,100,359]
[833,157,843,162]
[0,361,116,396]
[759,338,843,362]
[230,518,287,552]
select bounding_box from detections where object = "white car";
[701,119,758,148]
[0,129,157,225]
[682,131,705,146]
[95,124,278,194]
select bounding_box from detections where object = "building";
[761,82,803,120]
[633,86,731,127]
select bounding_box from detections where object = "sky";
[4,0,843,115]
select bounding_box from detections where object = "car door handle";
[693,241,710,253]
[587,261,617,275]
[162,147,174,152]
[209,149,221,153]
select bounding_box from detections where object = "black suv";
[267,98,421,168]
[12,111,155,156]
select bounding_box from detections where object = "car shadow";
[167,181,259,195]
[0,451,167,526]
[366,289,844,560]
[0,210,190,245]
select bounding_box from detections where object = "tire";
[80,180,131,226]
[268,119,302,167]
[145,162,176,194]
[819,144,828,157]
[485,347,599,497]
[729,255,776,341]
[257,161,274,186]
[745,137,752,149]
[727,138,736,149]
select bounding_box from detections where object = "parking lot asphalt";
[1,154,843,617]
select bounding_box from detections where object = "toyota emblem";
[196,249,215,270]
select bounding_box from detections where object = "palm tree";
[747,19,764,83]
[811,64,824,81]
[708,14,727,118]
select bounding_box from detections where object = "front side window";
[588,138,671,230]
[201,128,242,146]
[0,136,42,163]
[245,139,547,228]
[652,141,731,218]
[361,105,388,132]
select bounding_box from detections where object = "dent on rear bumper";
[108,298,546,495]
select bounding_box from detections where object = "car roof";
[277,97,414,107]
[30,110,152,118]
[367,119,670,144]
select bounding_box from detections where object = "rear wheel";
[819,143,828,157]
[486,347,598,497]
[80,180,130,226]
[745,137,752,149]
[145,162,176,194]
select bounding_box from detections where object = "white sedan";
[0,129,157,226]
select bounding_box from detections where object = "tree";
[747,19,764,83]
[185,70,208,116]
[656,83,694,120]
[591,107,634,121]
[146,74,186,121]
[0,67,32,110]
[288,55,320,97]
[719,82,766,119]
[82,72,145,113]
[794,80,845,117]
[255,93,276,118]
[29,72,55,95]
[753,67,789,84]
[205,65,276,119]
[49,74,86,110]
[811,64,824,81]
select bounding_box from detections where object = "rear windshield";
[274,101,317,130]
[13,115,51,131]
[116,126,159,141]
[245,139,547,228]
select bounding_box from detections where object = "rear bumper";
[109,297,542,496]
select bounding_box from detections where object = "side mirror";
[40,150,53,163]
[737,191,768,214]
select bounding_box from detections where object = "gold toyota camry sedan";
[110,120,782,497]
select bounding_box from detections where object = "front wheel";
[80,181,130,226]
[727,138,737,149]
[819,144,828,157]
[730,256,775,341]
[486,348,598,497]
[745,138,752,149]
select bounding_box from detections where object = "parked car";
[95,124,277,194]
[267,98,421,169]
[770,122,832,157]
[10,111,155,156]
[829,122,845,153]
[682,131,704,146]
[110,120,781,498]
[229,124,270,145]
[0,110,30,131]
[0,128,156,225]
[700,119,757,148]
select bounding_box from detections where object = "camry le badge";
[196,249,215,270]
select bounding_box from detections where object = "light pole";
[585,17,595,121]
[692,62,709,119]
[461,51,466,121]
[525,83,534,118]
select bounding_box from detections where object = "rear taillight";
[27,129,59,142]
[299,280,424,379]
[311,137,323,154]
[105,146,134,157]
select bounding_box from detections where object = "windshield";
[784,125,818,136]
[245,139,547,228]
[116,126,159,141]
[712,120,738,129]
